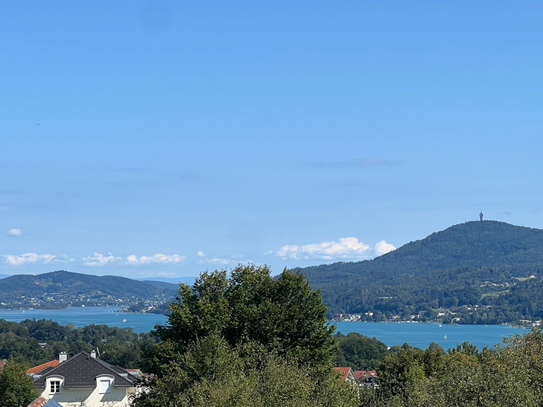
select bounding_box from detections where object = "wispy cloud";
[197,251,205,257]
[277,237,370,260]
[126,254,185,265]
[83,253,122,266]
[6,228,22,236]
[83,252,185,266]
[310,158,398,169]
[55,254,76,263]
[3,253,55,265]
[276,237,396,260]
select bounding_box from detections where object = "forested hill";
[0,270,178,310]
[299,221,543,324]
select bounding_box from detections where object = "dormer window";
[50,380,61,393]
[99,379,111,394]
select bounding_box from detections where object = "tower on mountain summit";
[479,211,483,221]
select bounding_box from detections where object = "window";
[50,380,61,393]
[99,379,111,394]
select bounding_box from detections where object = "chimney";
[90,350,97,358]
[59,352,68,363]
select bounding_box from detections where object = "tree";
[373,335,541,407]
[334,332,388,370]
[0,358,39,407]
[135,265,358,406]
[148,264,336,372]
[133,334,358,407]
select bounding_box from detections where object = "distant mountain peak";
[300,221,543,322]
[302,220,543,288]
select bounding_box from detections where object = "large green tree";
[134,334,358,407]
[135,265,358,407]
[148,264,336,371]
[0,358,39,407]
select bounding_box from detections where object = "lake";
[334,321,528,350]
[0,307,529,349]
[0,307,167,333]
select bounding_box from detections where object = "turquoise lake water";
[0,307,529,349]
[334,321,528,350]
[0,307,167,333]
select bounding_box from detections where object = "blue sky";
[1,1,543,278]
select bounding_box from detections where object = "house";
[30,351,138,407]
[353,370,379,389]
[334,366,357,384]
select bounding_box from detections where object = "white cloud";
[83,253,122,266]
[197,251,205,257]
[374,240,396,256]
[3,253,55,265]
[277,237,371,260]
[126,253,185,265]
[7,229,21,236]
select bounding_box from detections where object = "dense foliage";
[0,318,155,368]
[135,264,358,407]
[0,358,39,407]
[149,264,336,370]
[299,221,543,323]
[362,329,543,406]
[335,332,388,370]
[134,334,358,407]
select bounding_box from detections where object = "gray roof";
[44,400,63,407]
[34,352,135,389]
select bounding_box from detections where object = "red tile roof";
[27,360,59,374]
[354,370,366,379]
[26,398,47,407]
[353,370,378,379]
[334,367,352,381]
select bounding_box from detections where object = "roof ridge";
[34,352,132,386]
[80,353,134,384]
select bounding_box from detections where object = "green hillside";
[299,221,543,324]
[0,270,178,309]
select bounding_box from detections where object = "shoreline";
[329,320,532,329]
[0,308,531,328]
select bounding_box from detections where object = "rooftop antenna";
[479,211,483,221]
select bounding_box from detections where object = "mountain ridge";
[0,270,179,310]
[299,221,543,324]
[303,221,543,282]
